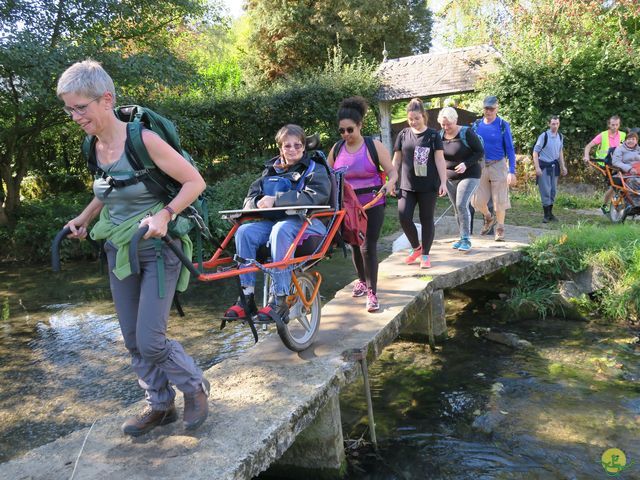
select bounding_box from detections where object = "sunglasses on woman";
[338,127,355,135]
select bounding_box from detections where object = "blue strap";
[296,159,315,192]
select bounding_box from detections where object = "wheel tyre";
[277,272,321,352]
[608,195,626,224]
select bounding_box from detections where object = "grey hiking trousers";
[105,240,204,410]
[537,167,558,207]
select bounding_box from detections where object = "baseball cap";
[483,96,498,108]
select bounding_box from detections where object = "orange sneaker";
[404,246,422,264]
[420,255,431,269]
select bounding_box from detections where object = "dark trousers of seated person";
[351,204,385,294]
[398,189,437,255]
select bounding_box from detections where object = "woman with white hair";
[438,107,484,252]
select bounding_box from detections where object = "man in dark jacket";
[224,124,331,323]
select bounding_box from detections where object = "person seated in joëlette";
[224,124,331,324]
[612,130,640,205]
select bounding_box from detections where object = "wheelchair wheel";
[609,193,626,223]
[277,271,321,352]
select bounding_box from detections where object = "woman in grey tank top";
[57,60,209,436]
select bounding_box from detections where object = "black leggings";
[351,204,385,294]
[398,189,438,254]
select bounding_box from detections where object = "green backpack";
[82,105,210,269]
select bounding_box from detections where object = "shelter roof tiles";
[377,45,499,101]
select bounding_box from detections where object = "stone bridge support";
[400,289,447,343]
[265,393,346,479]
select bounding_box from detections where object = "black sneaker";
[600,204,610,215]
[122,403,178,437]
[256,295,289,324]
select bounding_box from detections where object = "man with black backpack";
[532,115,568,223]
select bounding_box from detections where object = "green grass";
[506,182,608,229]
[508,223,640,322]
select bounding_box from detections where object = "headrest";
[305,133,321,151]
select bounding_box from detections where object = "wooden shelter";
[377,45,499,151]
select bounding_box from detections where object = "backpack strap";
[460,126,470,149]
[83,136,98,173]
[363,136,381,171]
[541,132,549,150]
[296,159,316,192]
[332,137,382,172]
[125,122,155,170]
[439,126,470,149]
[331,139,346,162]
[499,118,507,154]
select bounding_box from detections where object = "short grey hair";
[437,106,458,124]
[275,124,306,147]
[57,59,116,102]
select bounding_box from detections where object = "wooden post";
[379,100,392,154]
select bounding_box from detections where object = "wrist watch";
[163,205,177,221]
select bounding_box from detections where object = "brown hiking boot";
[184,378,210,430]
[121,403,178,437]
[480,215,497,235]
[494,225,505,242]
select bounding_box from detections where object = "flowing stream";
[0,255,357,463]
[339,287,640,479]
[2,259,640,479]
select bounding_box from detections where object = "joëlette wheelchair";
[52,136,384,352]
[588,151,640,224]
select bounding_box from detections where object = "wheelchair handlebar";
[51,226,104,272]
[129,225,201,277]
[51,226,72,272]
[362,187,387,210]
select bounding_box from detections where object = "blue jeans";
[235,217,326,295]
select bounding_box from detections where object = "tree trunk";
[0,144,29,224]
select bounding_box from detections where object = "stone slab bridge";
[0,221,544,480]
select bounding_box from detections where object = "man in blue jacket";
[472,96,517,241]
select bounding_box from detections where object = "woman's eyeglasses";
[63,97,101,117]
[282,143,304,151]
[338,127,355,135]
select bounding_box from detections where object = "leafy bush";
[203,172,256,241]
[0,194,96,263]
[507,223,640,322]
[156,52,380,173]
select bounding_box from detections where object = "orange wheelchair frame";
[52,162,385,352]
[588,159,640,223]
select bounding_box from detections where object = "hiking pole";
[434,203,453,226]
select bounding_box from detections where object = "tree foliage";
[243,0,433,82]
[161,45,381,172]
[0,0,207,224]
[465,1,640,163]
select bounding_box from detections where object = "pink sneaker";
[352,280,367,297]
[366,289,380,312]
[404,246,422,264]
[420,255,431,269]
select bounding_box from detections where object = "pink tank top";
[334,141,384,207]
